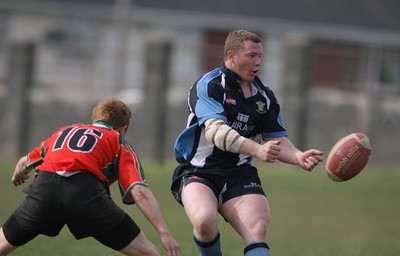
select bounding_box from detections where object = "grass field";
[0,158,399,256]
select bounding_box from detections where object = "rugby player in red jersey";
[0,98,180,256]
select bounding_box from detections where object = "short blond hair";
[223,30,262,60]
[92,98,131,129]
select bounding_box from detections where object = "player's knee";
[195,222,218,239]
[193,216,218,240]
[191,209,218,236]
[253,218,268,238]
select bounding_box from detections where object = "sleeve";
[117,138,148,204]
[25,126,68,169]
[25,134,53,170]
[192,79,227,126]
[26,144,45,169]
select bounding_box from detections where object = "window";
[366,47,400,93]
[313,40,400,94]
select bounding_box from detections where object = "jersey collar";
[220,63,263,88]
[93,121,113,129]
[220,63,242,83]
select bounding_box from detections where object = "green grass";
[1,158,399,255]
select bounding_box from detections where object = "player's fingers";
[169,245,178,256]
[310,155,321,165]
[269,144,280,157]
[314,155,324,162]
[270,150,280,158]
[169,247,179,256]
[304,150,324,163]
[173,248,180,256]
[269,151,280,162]
[167,249,173,256]
[13,176,25,186]
[301,157,316,171]
[266,140,281,152]
[312,150,324,159]
[307,156,321,165]
[312,153,324,162]
[302,162,312,172]
[272,142,281,150]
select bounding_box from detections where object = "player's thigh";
[220,194,270,242]
[119,231,159,256]
[181,182,219,225]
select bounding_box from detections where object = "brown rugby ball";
[326,133,372,182]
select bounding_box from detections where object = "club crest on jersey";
[226,96,237,105]
[255,101,266,114]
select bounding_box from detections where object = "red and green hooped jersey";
[25,121,147,204]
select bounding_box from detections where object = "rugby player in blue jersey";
[171,30,323,256]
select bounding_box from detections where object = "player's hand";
[12,169,30,186]
[160,232,180,256]
[298,149,324,172]
[256,140,281,163]
[12,157,31,186]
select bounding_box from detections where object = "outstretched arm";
[131,185,180,256]
[12,156,33,186]
[270,137,323,171]
[242,137,323,171]
[204,118,323,171]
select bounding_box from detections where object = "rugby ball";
[326,133,371,182]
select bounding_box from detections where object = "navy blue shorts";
[2,171,140,251]
[171,164,266,207]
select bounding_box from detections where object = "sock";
[244,242,270,256]
[193,232,222,256]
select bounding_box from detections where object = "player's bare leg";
[181,182,221,256]
[0,228,17,256]
[220,194,271,255]
[182,183,219,241]
[119,231,160,256]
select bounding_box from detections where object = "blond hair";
[92,98,131,129]
[223,30,262,60]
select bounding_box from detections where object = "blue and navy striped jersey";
[174,64,288,168]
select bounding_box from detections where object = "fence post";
[142,36,171,163]
[2,42,35,157]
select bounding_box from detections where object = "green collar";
[94,121,113,129]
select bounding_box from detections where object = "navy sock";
[194,232,222,256]
[244,242,270,256]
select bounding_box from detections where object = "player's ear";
[117,125,129,135]
[226,49,236,63]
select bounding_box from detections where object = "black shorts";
[171,164,266,207]
[2,171,140,251]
